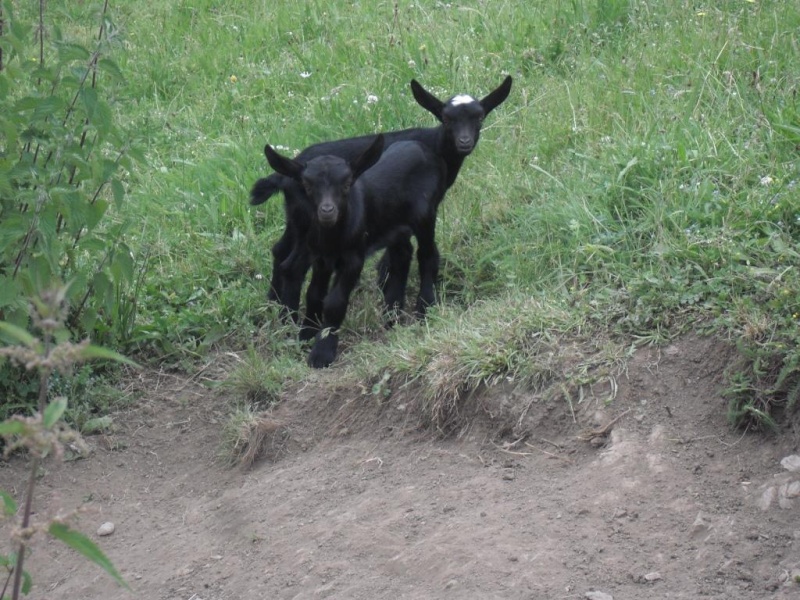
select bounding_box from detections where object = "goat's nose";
[320,204,334,214]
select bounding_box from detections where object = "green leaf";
[56,42,91,63]
[81,416,113,434]
[111,178,126,207]
[43,397,68,429]
[22,567,32,593]
[86,198,109,230]
[126,145,148,165]
[92,98,113,137]
[81,86,99,120]
[78,345,140,368]
[0,421,27,436]
[0,321,38,348]
[111,247,134,285]
[0,276,23,310]
[77,237,108,253]
[98,57,125,82]
[92,271,112,309]
[0,490,18,517]
[48,522,129,589]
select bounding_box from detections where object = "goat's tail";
[250,174,285,205]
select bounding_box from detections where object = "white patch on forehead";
[449,94,477,106]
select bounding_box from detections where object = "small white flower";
[408,59,416,68]
[300,71,311,78]
[366,94,378,104]
[760,176,774,186]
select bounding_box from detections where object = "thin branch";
[12,456,40,600]
[523,441,575,464]
[577,408,632,441]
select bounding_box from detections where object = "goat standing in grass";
[263,134,447,368]
[251,76,512,321]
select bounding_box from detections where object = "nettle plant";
[0,1,143,348]
[0,1,144,407]
[0,288,131,598]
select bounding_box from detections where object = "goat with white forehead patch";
[251,76,512,321]
[264,134,447,368]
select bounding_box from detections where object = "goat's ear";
[264,144,303,180]
[410,79,445,121]
[480,75,513,115]
[350,135,385,180]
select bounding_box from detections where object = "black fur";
[251,76,513,321]
[265,135,448,368]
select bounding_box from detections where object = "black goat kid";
[264,134,447,368]
[251,76,512,321]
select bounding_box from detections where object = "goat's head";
[264,134,385,228]
[410,75,513,155]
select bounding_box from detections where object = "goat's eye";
[342,183,351,194]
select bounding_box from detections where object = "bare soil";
[3,334,800,600]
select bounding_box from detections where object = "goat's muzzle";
[317,203,339,227]
[455,137,475,154]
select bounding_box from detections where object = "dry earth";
[2,335,800,600]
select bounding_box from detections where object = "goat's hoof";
[307,349,335,369]
[308,335,338,368]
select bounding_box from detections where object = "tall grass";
[7,0,799,428]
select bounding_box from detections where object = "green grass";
[6,0,800,430]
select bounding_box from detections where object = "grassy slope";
[44,0,800,427]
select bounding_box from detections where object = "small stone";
[613,508,628,519]
[781,455,800,472]
[502,469,515,481]
[778,483,796,509]
[585,591,614,600]
[757,486,777,511]
[690,513,710,540]
[785,481,800,499]
[444,579,458,589]
[644,571,662,582]
[97,522,115,536]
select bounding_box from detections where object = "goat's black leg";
[377,237,413,325]
[308,252,364,368]
[279,244,311,324]
[272,189,313,316]
[300,258,331,342]
[268,227,294,304]
[414,224,440,316]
